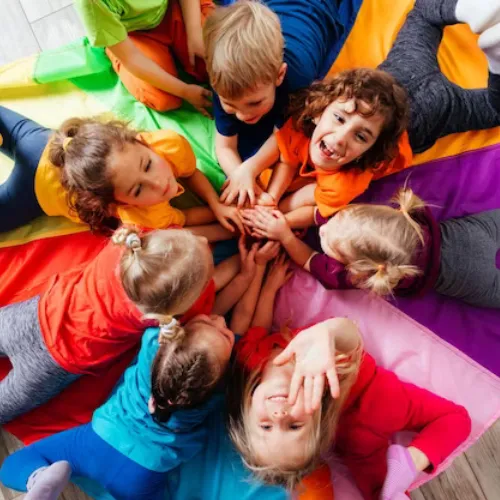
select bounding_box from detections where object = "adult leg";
[0,106,49,232]
[436,210,500,308]
[0,297,79,424]
[379,0,500,154]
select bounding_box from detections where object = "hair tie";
[125,232,141,252]
[159,318,179,344]
[377,264,386,272]
[62,137,72,152]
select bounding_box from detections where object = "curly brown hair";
[49,117,139,233]
[288,68,409,172]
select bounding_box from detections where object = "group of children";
[0,0,499,498]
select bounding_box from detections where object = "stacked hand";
[184,84,212,118]
[241,206,291,241]
[220,166,262,207]
[212,202,244,234]
[265,252,293,291]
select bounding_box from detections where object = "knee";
[0,452,29,492]
[138,88,183,112]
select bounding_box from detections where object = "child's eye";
[145,160,151,172]
[260,424,272,431]
[333,113,344,124]
[249,100,263,107]
[356,133,367,143]
[134,185,142,198]
[289,423,304,430]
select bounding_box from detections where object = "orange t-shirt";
[38,242,151,375]
[275,118,413,217]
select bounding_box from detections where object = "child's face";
[189,314,235,366]
[110,141,179,207]
[218,64,287,125]
[246,351,315,467]
[319,222,346,263]
[309,98,385,170]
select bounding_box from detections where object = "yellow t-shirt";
[34,129,197,229]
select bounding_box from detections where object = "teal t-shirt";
[92,327,223,472]
[74,0,169,47]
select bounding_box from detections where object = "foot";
[25,461,71,500]
[380,445,418,500]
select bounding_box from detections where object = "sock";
[380,445,418,500]
[455,0,500,33]
[25,461,71,500]
[480,25,500,75]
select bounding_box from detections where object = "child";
[227,259,472,499]
[74,0,214,114]
[203,0,343,206]
[0,225,221,424]
[247,0,500,220]
[0,108,241,233]
[0,235,279,500]
[243,186,500,308]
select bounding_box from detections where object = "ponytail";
[392,186,426,244]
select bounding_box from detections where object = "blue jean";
[0,106,49,233]
[0,423,166,500]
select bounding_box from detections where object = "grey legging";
[435,210,500,308]
[378,0,500,153]
[0,297,79,424]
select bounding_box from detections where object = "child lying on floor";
[226,254,471,499]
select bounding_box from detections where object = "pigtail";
[348,259,422,296]
[392,186,426,245]
[151,320,218,423]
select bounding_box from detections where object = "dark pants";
[0,106,49,233]
[436,210,500,308]
[378,0,500,153]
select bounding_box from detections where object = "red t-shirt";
[38,243,151,375]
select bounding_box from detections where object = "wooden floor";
[0,1,499,499]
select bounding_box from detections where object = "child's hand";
[238,236,259,279]
[265,253,293,290]
[255,240,281,266]
[273,320,342,414]
[241,207,291,241]
[186,32,205,67]
[212,203,244,234]
[256,192,277,208]
[183,84,212,118]
[220,167,259,207]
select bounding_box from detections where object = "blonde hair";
[203,0,284,98]
[150,320,224,423]
[227,331,363,490]
[112,226,211,319]
[322,187,427,296]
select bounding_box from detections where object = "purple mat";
[355,144,500,376]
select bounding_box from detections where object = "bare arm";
[185,223,233,242]
[279,183,317,213]
[213,272,253,316]
[179,0,203,63]
[230,264,266,334]
[108,38,211,113]
[215,132,242,176]
[213,254,240,291]
[284,206,315,229]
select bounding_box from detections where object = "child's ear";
[276,63,287,87]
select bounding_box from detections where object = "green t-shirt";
[74,0,169,47]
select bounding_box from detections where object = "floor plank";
[19,0,53,23]
[0,0,40,65]
[31,5,85,52]
[49,0,74,11]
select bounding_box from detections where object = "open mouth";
[319,140,340,159]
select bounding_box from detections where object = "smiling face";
[110,141,179,207]
[218,64,287,125]
[246,350,316,468]
[309,98,386,171]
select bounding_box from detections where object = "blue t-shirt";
[92,327,223,472]
[213,0,343,160]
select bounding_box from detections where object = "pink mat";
[274,269,500,496]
